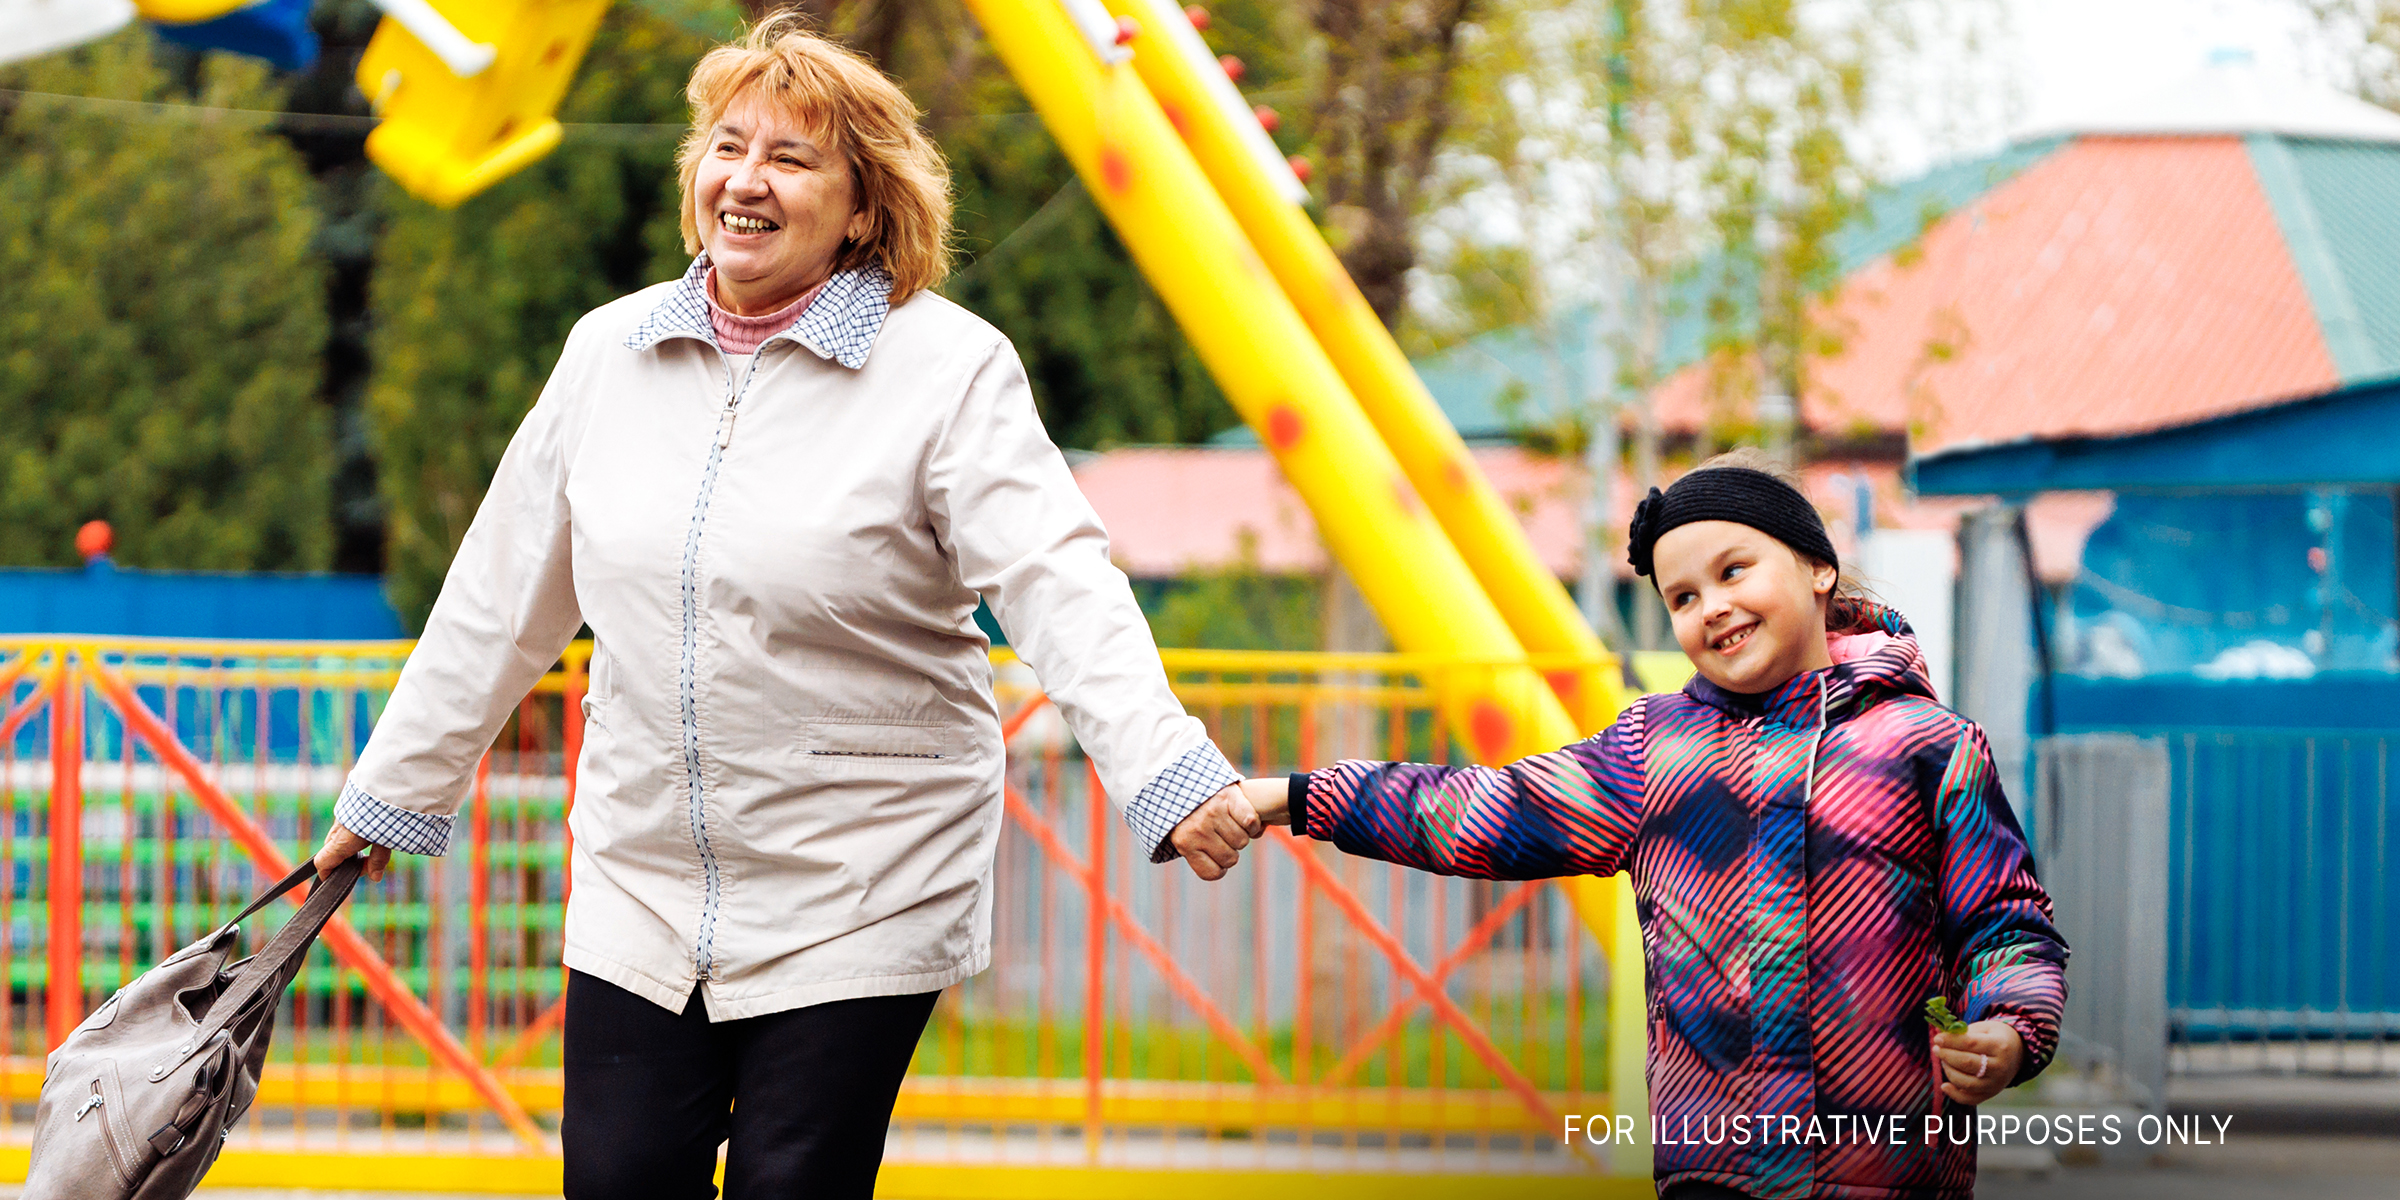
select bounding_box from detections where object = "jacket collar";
[1681,602,1936,728]
[625,255,893,369]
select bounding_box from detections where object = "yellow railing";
[0,636,1653,1193]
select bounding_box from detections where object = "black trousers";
[560,970,939,1200]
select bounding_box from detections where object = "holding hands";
[1165,777,1295,881]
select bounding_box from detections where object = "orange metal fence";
[0,637,1640,1192]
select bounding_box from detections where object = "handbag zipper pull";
[75,1091,103,1121]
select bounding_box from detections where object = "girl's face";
[1651,520,1837,694]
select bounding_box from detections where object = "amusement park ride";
[2,0,1649,1171]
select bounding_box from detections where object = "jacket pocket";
[801,719,955,761]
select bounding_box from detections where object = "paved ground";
[2,1069,2388,1198]
[0,1134,2377,1198]
[1981,1133,2400,1200]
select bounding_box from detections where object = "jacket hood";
[1682,601,1939,725]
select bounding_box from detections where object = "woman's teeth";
[722,213,776,232]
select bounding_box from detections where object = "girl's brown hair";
[1686,448,1881,633]
[676,12,953,303]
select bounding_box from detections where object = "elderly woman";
[312,16,1262,1198]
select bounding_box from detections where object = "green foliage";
[1144,537,1321,651]
[941,119,1237,449]
[1925,994,1968,1034]
[367,12,709,627]
[0,33,332,570]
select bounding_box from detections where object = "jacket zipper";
[677,347,762,981]
[84,1076,135,1182]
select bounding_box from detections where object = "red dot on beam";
[1099,145,1134,193]
[1265,404,1304,449]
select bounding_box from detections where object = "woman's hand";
[313,823,394,883]
[1239,777,1290,826]
[1168,785,1264,881]
[1933,1019,2025,1106]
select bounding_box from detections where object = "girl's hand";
[313,823,393,883]
[1933,1019,2024,1106]
[1239,776,1291,825]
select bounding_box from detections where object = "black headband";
[1626,466,1838,581]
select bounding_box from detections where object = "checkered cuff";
[1127,740,1242,864]
[334,779,455,857]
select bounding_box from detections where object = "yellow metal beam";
[0,1059,1593,1137]
[965,1,1650,1148]
[1104,0,1625,734]
[956,0,1577,769]
[131,0,255,22]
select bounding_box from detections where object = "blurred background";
[4,1,2400,1197]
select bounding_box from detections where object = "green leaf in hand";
[1925,995,1968,1034]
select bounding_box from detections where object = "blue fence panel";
[2161,731,2397,1042]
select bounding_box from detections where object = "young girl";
[1241,454,2068,1200]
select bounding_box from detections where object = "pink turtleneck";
[706,268,826,354]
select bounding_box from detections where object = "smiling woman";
[673,21,952,316]
[308,13,1261,1200]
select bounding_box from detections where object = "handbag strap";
[186,856,366,1052]
[222,860,325,931]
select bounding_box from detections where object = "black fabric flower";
[1626,487,1668,577]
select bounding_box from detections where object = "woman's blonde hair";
[1687,447,1881,632]
[675,12,952,303]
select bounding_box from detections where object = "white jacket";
[337,259,1236,1019]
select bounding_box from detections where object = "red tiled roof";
[1072,446,1583,577]
[1652,136,2341,452]
[1074,449,2109,584]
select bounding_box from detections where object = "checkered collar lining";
[625,255,894,370]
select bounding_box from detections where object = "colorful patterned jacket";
[1297,608,2068,1200]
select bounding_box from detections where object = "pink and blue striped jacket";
[1297,608,2068,1200]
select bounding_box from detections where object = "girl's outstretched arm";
[1294,698,1649,880]
[1936,724,2071,1084]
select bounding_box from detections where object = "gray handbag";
[23,856,365,1199]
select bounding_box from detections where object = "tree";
[1411,0,1999,645]
[1308,0,1480,328]
[1145,535,1321,651]
[0,32,334,571]
[367,11,711,626]
[2301,1,2400,107]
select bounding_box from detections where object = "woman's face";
[694,91,868,315]
[1651,520,1836,694]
